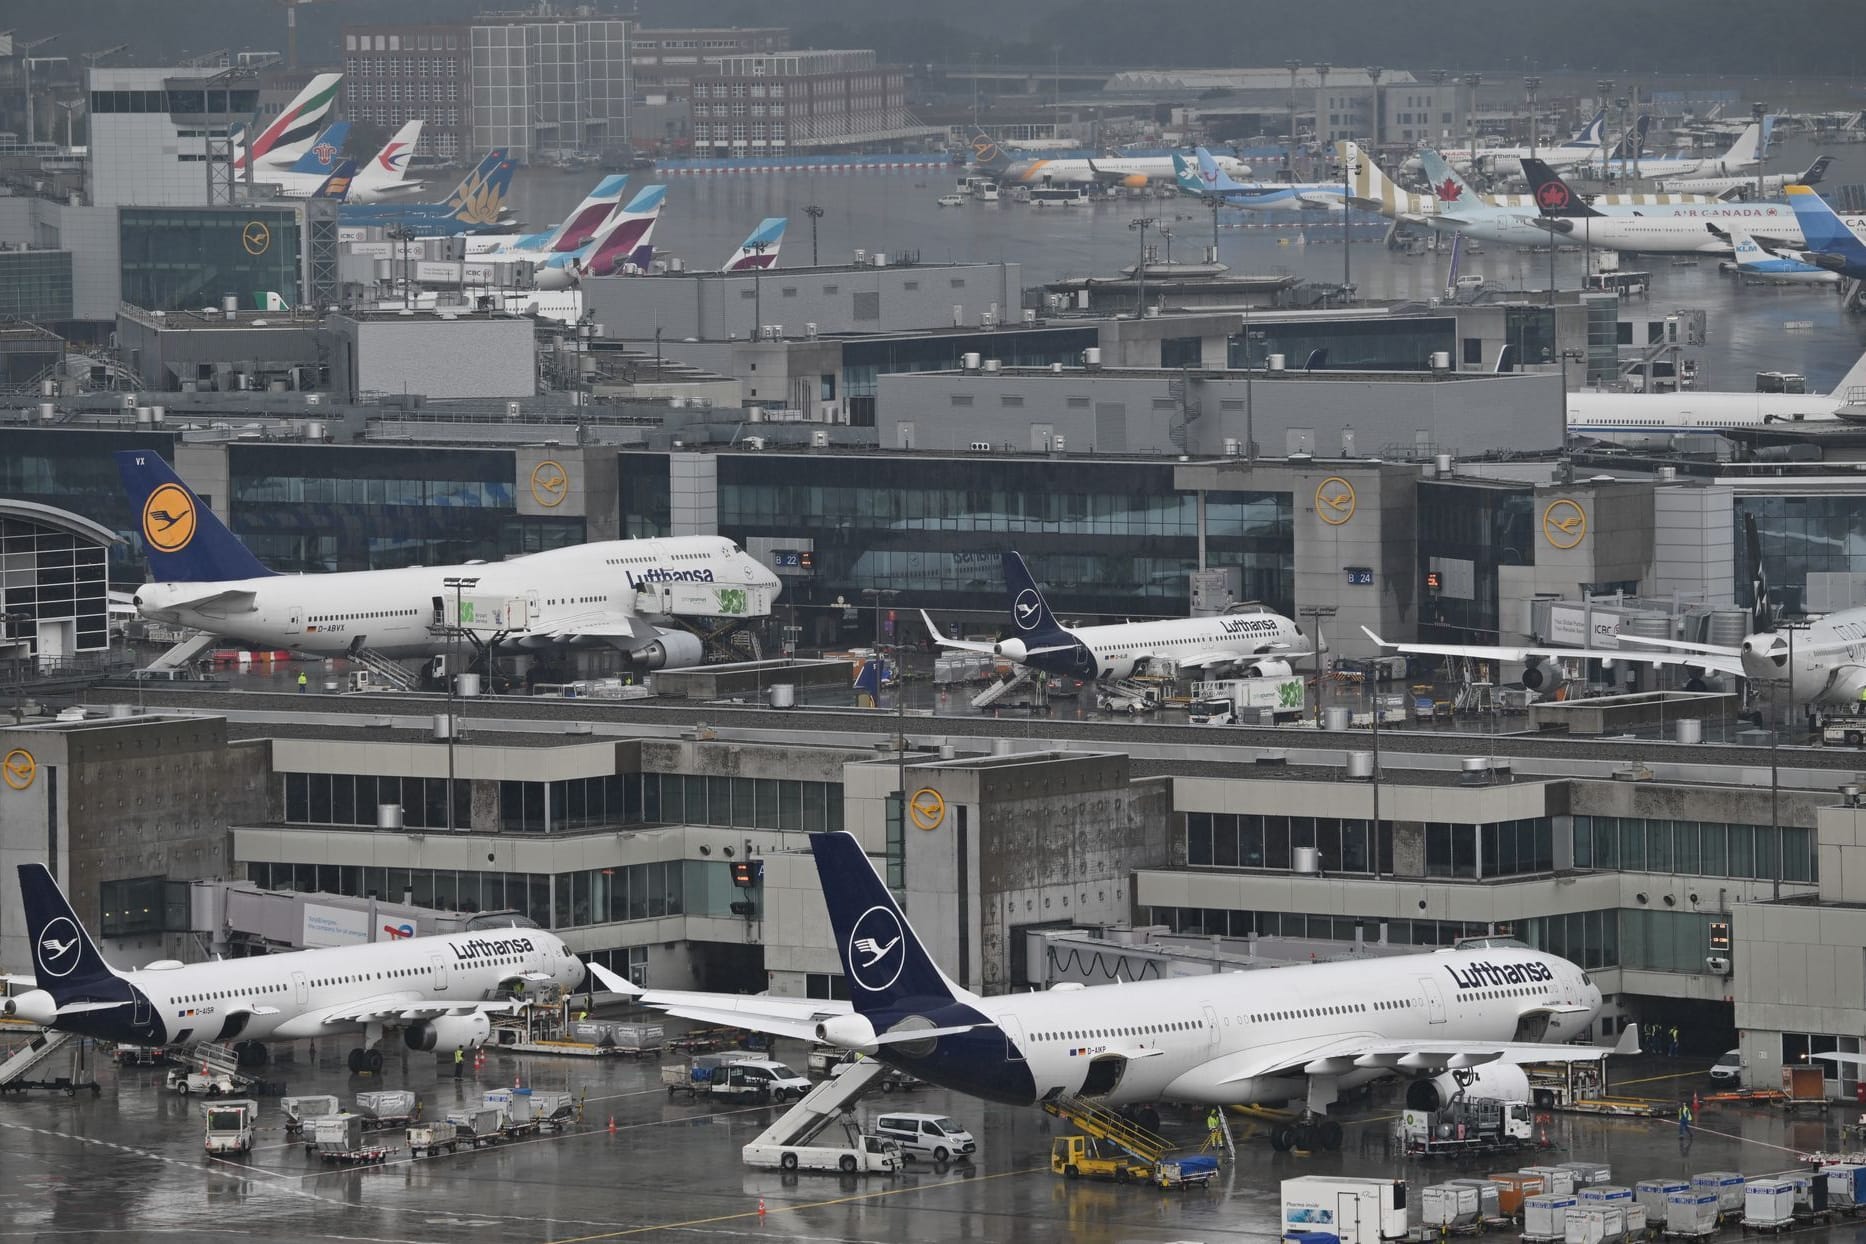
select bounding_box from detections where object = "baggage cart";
[1742,1179,1797,1232]
[282,1094,342,1139]
[1781,1065,1829,1114]
[445,1106,505,1149]
[1665,1191,1720,1238]
[407,1121,459,1156]
[1693,1171,1747,1216]
[1525,1194,1579,1242]
[313,1113,394,1164]
[354,1089,419,1130]
[1563,1162,1614,1187]
[1623,1205,1649,1241]
[1825,1164,1866,1211]
[1490,1172,1546,1219]
[1424,1184,1481,1230]
[1447,1178,1502,1224]
[1565,1205,1624,1244]
[1636,1181,1689,1223]
[527,1089,578,1132]
[1154,1155,1219,1189]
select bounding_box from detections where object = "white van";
[874,1112,975,1162]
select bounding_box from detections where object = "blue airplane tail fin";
[1002,550,1071,644]
[114,450,275,582]
[1785,184,1866,261]
[287,121,350,174]
[310,158,359,200]
[809,832,964,1013]
[17,864,120,1006]
[1801,155,1833,186]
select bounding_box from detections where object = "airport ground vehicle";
[1186,675,1306,725]
[664,1054,809,1103]
[202,1098,257,1155]
[1281,1176,1411,1244]
[1710,1050,1745,1083]
[874,1112,975,1162]
[743,1123,901,1174]
[1399,1097,1536,1158]
[406,1121,459,1156]
[1052,1135,1153,1182]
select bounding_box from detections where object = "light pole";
[1365,65,1384,150]
[748,242,770,338]
[1524,75,1541,159]
[1558,347,1585,452]
[1312,62,1331,156]
[389,225,417,309]
[442,574,480,833]
[1341,148,1357,302]
[1614,97,1629,183]
[1129,216,1156,317]
[1302,605,1337,678]
[1285,59,1303,180]
[1429,70,1450,144]
[860,587,899,700]
[1208,193,1221,263]
[1751,101,1767,204]
[803,203,823,266]
[1462,73,1483,175]
[1158,226,1174,267]
[1595,79,1613,180]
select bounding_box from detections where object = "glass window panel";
[802,781,825,832]
[1726,824,1752,877]
[1619,819,1645,872]
[1210,815,1237,867]
[1573,817,1592,868]
[1647,821,1674,873]
[1701,823,1727,875]
[1452,826,1477,879]
[1341,820,1368,872]
[778,781,802,832]
[1187,813,1213,866]
[1675,820,1700,874]
[687,775,711,824]
[1239,815,1263,867]
[1753,826,1780,879]
[1263,816,1290,871]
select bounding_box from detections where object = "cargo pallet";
[498,1039,614,1058]
[318,1145,395,1164]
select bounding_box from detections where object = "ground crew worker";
[453,1046,464,1079]
[577,1009,588,1022]
[1206,1108,1223,1150]
[1677,1100,1693,1151]
[1857,685,1866,716]
[297,670,308,693]
[1670,1026,1681,1057]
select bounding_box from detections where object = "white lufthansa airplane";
[1404,109,1609,178]
[4,864,584,1072]
[920,551,1310,683]
[117,451,780,669]
[593,831,1629,1152]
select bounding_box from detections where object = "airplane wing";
[313,992,522,1027]
[1171,648,1311,671]
[921,609,997,655]
[1212,1023,1637,1087]
[162,588,259,614]
[1363,627,1748,679]
[532,610,649,643]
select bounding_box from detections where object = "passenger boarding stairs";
[146,630,217,671]
[1041,1093,1174,1165]
[970,665,1033,710]
[194,1041,245,1081]
[746,1059,889,1149]
[348,647,421,692]
[0,1030,77,1088]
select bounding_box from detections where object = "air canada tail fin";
[1002,550,1071,643]
[722,217,786,272]
[114,449,275,582]
[17,864,120,1005]
[1418,148,1483,211]
[1521,159,1602,217]
[809,832,969,1014]
[286,121,350,174]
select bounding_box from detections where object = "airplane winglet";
[1613,1023,1640,1056]
[587,961,642,997]
[1361,626,1392,648]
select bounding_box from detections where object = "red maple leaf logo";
[1536,182,1571,210]
[1434,177,1462,202]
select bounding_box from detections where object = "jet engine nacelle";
[1405,1062,1531,1112]
[1122,172,1150,189]
[814,1012,879,1052]
[1,989,57,1026]
[995,638,1028,663]
[1240,658,1293,679]
[630,630,705,670]
[402,1012,492,1052]
[1521,657,1547,692]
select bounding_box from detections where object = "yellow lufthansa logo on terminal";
[909,788,946,831]
[530,460,569,508]
[1542,498,1588,549]
[241,220,271,256]
[2,749,36,791]
[1315,477,1357,526]
[142,483,197,553]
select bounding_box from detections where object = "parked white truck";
[1187,675,1306,725]
[1282,1176,1411,1244]
[202,1098,258,1155]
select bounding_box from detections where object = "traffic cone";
[514,1072,521,1088]
[607,1115,616,1134]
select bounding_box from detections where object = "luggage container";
[1562,1161,1614,1187]
[1423,1184,1481,1229]
[1825,1164,1866,1209]
[1622,1205,1647,1239]
[1581,1186,1634,1206]
[281,1094,342,1138]
[1280,1176,1410,1244]
[1665,1191,1720,1237]
[445,1106,505,1148]
[354,1089,419,1128]
[1525,1194,1579,1242]
[1525,1167,1580,1196]
[1692,1171,1746,1215]
[1636,1180,1688,1221]
[527,1089,578,1131]
[1448,1179,1503,1222]
[313,1112,393,1162]
[1743,1179,1797,1231]
[1491,1172,1547,1218]
[407,1121,458,1156]
[1564,1205,1624,1244]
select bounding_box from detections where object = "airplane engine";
[994,638,1028,663]
[1404,1063,1531,1111]
[1122,173,1149,189]
[1520,656,1548,692]
[402,1012,492,1052]
[630,630,704,670]
[1240,659,1293,679]
[815,1013,879,1052]
[1,989,57,1026]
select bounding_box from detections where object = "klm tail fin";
[114,450,275,582]
[1003,550,1070,643]
[722,217,785,272]
[1521,159,1601,216]
[1801,155,1833,186]
[310,158,359,201]
[809,832,968,1013]
[18,864,120,1005]
[287,121,350,174]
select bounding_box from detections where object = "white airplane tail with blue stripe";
[722,217,786,272]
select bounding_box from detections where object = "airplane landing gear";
[234,1040,269,1068]
[1270,1117,1343,1151]
[347,1048,384,1074]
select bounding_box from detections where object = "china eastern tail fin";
[346,119,424,200]
[810,831,970,1014]
[721,217,785,272]
[286,121,350,174]
[17,864,122,1006]
[114,450,275,582]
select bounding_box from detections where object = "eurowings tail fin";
[809,831,971,1014]
[286,121,350,174]
[114,450,275,582]
[541,173,631,253]
[17,864,121,1005]
[722,217,786,272]
[575,184,667,279]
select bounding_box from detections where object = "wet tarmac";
[2,1036,1861,1244]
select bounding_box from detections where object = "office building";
[87,67,261,208]
[341,23,473,162]
[630,27,788,150]
[470,15,631,161]
[690,50,930,154]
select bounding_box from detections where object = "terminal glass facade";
[1416,481,1535,642]
[1735,495,1866,616]
[120,208,302,312]
[0,429,180,582]
[0,251,73,321]
[229,444,581,571]
[1571,815,1815,883]
[1228,315,1456,371]
[840,328,1098,427]
[1185,812,1553,879]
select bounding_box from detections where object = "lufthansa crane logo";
[142,483,197,553]
[1542,498,1588,549]
[1012,588,1043,631]
[847,905,907,994]
[1315,477,1357,526]
[530,460,569,507]
[241,220,271,256]
[909,788,946,831]
[36,916,81,978]
[2,748,35,790]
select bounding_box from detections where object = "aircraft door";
[132,993,150,1030]
[1000,1013,1027,1062]
[1201,1002,1220,1052]
[292,971,307,1007]
[430,955,449,992]
[1417,976,1448,1024]
[284,605,300,637]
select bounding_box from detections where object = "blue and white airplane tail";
[1002,550,1073,648]
[810,831,971,1015]
[1563,108,1607,150]
[309,158,360,200]
[285,121,350,175]
[1171,152,1205,196]
[1783,184,1866,277]
[1194,146,1245,193]
[1418,148,1486,212]
[114,450,275,582]
[18,864,126,1008]
[721,217,786,272]
[439,149,517,226]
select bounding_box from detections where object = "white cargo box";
[1579,1185,1633,1204]
[1635,1180,1688,1219]
[1524,1167,1579,1196]
[1423,1184,1481,1227]
[1280,1176,1410,1244]
[1524,1194,1578,1241]
[1448,1179,1502,1221]
[1743,1180,1797,1229]
[1563,1206,1622,1244]
[1666,1191,1720,1236]
[1561,1161,1613,1187]
[1621,1205,1646,1237]
[1693,1171,1747,1213]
